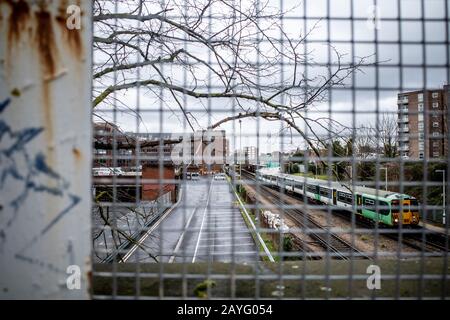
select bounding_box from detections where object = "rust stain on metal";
[72,147,82,160]
[4,0,30,43]
[3,1,86,154]
[35,7,57,76]
[35,4,58,146]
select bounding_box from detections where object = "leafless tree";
[92,0,374,161]
[356,113,398,158]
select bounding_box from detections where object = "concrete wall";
[0,1,92,299]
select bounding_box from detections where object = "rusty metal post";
[0,0,92,298]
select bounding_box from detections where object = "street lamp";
[380,167,388,191]
[315,161,318,179]
[436,169,446,225]
[239,119,242,180]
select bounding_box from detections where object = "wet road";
[128,177,259,263]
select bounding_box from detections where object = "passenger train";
[256,168,420,227]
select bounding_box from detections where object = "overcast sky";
[93,0,449,154]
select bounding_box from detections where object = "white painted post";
[0,1,92,299]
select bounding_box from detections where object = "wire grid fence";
[91,0,449,299]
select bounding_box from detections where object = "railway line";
[330,209,448,253]
[240,171,370,260]
[240,169,448,254]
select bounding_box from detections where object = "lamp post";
[381,167,388,191]
[239,119,242,180]
[436,169,446,225]
[315,161,318,179]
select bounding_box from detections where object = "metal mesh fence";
[91,0,449,299]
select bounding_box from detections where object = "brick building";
[141,164,177,201]
[397,85,449,159]
[93,122,229,173]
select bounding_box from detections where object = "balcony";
[398,135,409,142]
[398,116,409,123]
[399,145,410,152]
[397,96,409,104]
[399,127,409,133]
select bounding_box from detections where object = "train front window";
[410,199,419,212]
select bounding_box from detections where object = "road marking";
[198,243,254,248]
[161,251,260,259]
[203,220,249,226]
[228,179,275,262]
[200,227,250,232]
[193,251,260,257]
[121,188,183,263]
[199,230,253,235]
[168,206,198,263]
[200,236,253,242]
[204,216,242,220]
[192,179,214,263]
[206,212,241,215]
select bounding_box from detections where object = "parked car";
[92,167,124,176]
[190,172,200,180]
[214,173,226,180]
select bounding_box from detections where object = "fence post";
[0,1,92,298]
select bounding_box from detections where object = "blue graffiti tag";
[0,98,80,258]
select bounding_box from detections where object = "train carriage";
[256,168,420,227]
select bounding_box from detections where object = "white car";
[214,173,226,180]
[93,167,124,176]
[190,172,200,180]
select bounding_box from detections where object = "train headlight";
[394,218,399,223]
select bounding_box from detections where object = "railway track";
[240,169,448,254]
[330,209,448,253]
[240,171,370,260]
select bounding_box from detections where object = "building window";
[399,106,408,113]
[433,132,440,137]
[419,142,424,150]
[95,149,107,155]
[399,95,409,104]
[418,122,424,131]
[419,133,424,141]
[433,122,439,128]
[432,102,439,108]
[432,92,439,98]
[419,152,424,159]
[433,152,440,158]
[418,114,424,121]
[433,141,440,147]
[418,93,424,102]
[418,103,424,112]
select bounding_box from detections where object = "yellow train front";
[389,198,420,226]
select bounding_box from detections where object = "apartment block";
[397,85,449,159]
[244,146,258,165]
